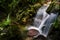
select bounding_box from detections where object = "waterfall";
[27,1,58,38]
[32,4,50,37]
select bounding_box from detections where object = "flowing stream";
[27,1,58,40]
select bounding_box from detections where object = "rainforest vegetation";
[0,0,60,40]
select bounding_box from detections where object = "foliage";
[0,0,42,40]
[0,0,60,40]
[53,16,60,28]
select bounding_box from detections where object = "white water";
[27,1,58,38]
[32,4,50,37]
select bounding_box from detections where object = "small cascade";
[27,1,58,38]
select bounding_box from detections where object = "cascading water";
[27,1,58,38]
